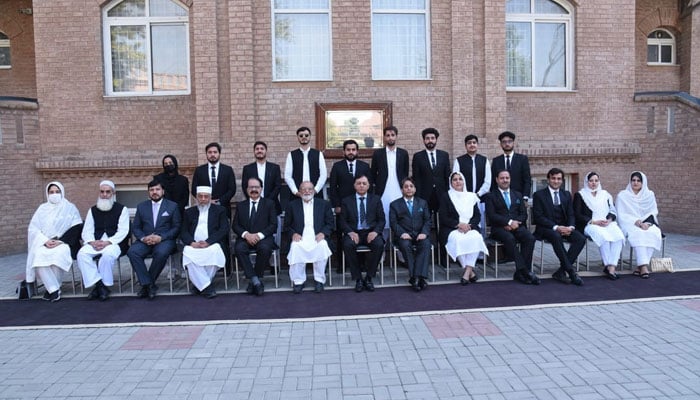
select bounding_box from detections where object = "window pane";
[535,22,565,87]
[372,14,427,79]
[151,24,188,91]
[506,22,532,86]
[506,0,530,13]
[0,47,10,67]
[149,0,187,17]
[648,30,672,39]
[535,0,567,14]
[660,45,672,63]
[108,0,146,17]
[372,0,425,10]
[110,25,148,92]
[275,14,330,80]
[647,45,659,63]
[274,0,329,9]
[0,32,8,40]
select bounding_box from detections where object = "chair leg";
[273,251,279,288]
[71,261,78,295]
[431,246,435,283]
[117,257,123,294]
[234,258,240,290]
[342,251,346,286]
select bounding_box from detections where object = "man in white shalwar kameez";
[286,181,334,293]
[181,186,229,298]
[77,180,130,301]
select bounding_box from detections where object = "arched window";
[0,32,10,69]
[102,0,190,96]
[506,0,574,90]
[647,29,676,65]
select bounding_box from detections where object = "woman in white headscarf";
[573,172,625,280]
[439,172,489,285]
[615,171,662,279]
[26,181,83,301]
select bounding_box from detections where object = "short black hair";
[494,169,510,178]
[354,174,370,183]
[253,141,267,150]
[383,126,398,135]
[547,168,564,178]
[421,127,439,139]
[247,177,263,187]
[400,176,415,187]
[296,126,311,135]
[343,139,359,150]
[464,134,479,143]
[498,131,516,141]
[205,142,221,153]
[148,179,163,189]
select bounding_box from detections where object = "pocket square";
[515,199,521,205]
[162,211,170,217]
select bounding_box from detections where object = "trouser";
[289,260,327,285]
[34,266,63,293]
[343,231,385,280]
[234,237,275,279]
[185,264,220,291]
[76,243,121,287]
[599,240,624,266]
[396,237,431,279]
[634,246,655,266]
[538,229,586,272]
[490,226,535,273]
[128,240,176,286]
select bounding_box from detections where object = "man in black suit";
[241,141,282,215]
[532,168,585,286]
[128,180,182,299]
[329,140,371,215]
[232,177,278,296]
[285,181,334,294]
[390,177,432,292]
[191,142,237,218]
[371,126,409,227]
[412,127,451,212]
[491,131,532,200]
[339,175,385,293]
[284,127,327,199]
[180,186,229,299]
[485,170,539,285]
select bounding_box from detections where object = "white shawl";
[447,172,480,224]
[579,172,616,220]
[615,171,659,232]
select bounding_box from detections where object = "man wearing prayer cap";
[77,180,131,301]
[180,185,229,299]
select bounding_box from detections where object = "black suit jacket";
[232,197,278,240]
[329,159,371,208]
[438,192,481,245]
[284,198,334,250]
[491,153,531,197]
[484,189,528,229]
[389,197,431,239]
[179,204,230,248]
[532,187,575,235]
[412,149,451,204]
[338,193,385,235]
[191,163,237,212]
[370,147,409,196]
[241,162,282,214]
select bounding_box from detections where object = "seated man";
[285,181,334,294]
[180,186,229,299]
[484,170,539,285]
[77,180,130,301]
[127,179,182,299]
[532,168,585,286]
[339,175,385,293]
[232,177,278,296]
[390,177,432,292]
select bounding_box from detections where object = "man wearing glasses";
[491,131,532,201]
[284,127,327,199]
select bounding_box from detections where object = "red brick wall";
[0,0,36,98]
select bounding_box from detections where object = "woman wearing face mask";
[154,154,190,216]
[26,181,83,302]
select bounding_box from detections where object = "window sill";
[507,88,577,93]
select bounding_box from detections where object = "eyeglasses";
[298,134,310,138]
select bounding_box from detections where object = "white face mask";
[48,193,62,204]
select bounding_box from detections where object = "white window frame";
[271,0,333,82]
[506,0,574,91]
[102,0,191,97]
[647,29,676,66]
[371,0,431,80]
[0,32,10,69]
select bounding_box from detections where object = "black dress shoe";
[460,277,470,286]
[355,279,364,293]
[528,272,541,285]
[293,284,304,294]
[87,286,100,300]
[603,266,619,280]
[254,283,264,297]
[552,270,570,284]
[418,278,428,290]
[409,276,420,291]
[363,277,375,292]
[137,286,149,298]
[314,281,324,293]
[98,285,111,301]
[246,281,254,294]
[190,286,201,295]
[569,272,583,286]
[469,274,478,283]
[513,271,529,284]
[201,285,218,299]
[148,284,158,300]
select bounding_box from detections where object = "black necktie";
[250,201,257,225]
[359,196,366,226]
[554,191,560,206]
[506,155,511,170]
[210,165,217,187]
[349,162,354,176]
[430,152,436,169]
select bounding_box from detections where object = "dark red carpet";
[3,271,700,327]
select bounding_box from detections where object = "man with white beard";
[77,180,130,301]
[180,186,229,299]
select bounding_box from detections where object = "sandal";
[638,265,650,279]
[632,269,641,277]
[603,266,619,280]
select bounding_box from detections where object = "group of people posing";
[25,127,663,302]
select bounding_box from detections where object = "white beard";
[197,204,210,213]
[302,194,314,202]
[96,197,115,211]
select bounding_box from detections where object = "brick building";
[1,0,699,254]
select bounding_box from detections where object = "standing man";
[491,131,532,200]
[232,177,278,296]
[128,180,182,299]
[412,128,451,212]
[191,142,237,218]
[532,168,585,286]
[241,141,282,215]
[180,186,229,299]
[284,127,327,199]
[339,175,385,293]
[76,180,130,301]
[371,126,409,227]
[285,181,334,294]
[390,177,432,292]
[329,139,370,215]
[484,170,539,285]
[454,134,491,235]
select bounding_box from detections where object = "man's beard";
[96,197,115,211]
[302,193,314,202]
[197,203,210,213]
[425,142,436,150]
